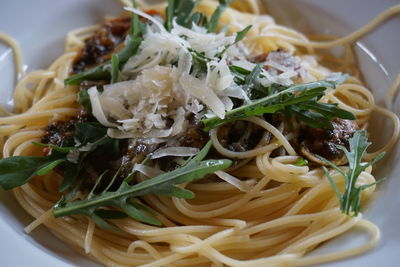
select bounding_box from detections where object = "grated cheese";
[89,10,310,143]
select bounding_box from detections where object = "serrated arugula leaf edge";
[201,77,350,131]
[0,153,67,190]
[53,141,232,229]
[316,130,385,216]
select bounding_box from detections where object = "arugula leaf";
[75,122,120,157]
[130,0,141,38]
[235,25,252,43]
[286,106,332,129]
[0,121,122,193]
[295,157,308,167]
[245,64,262,88]
[77,89,91,112]
[201,77,354,131]
[282,96,355,130]
[216,25,252,58]
[0,152,67,190]
[165,0,176,31]
[110,54,120,84]
[187,12,208,28]
[60,163,82,192]
[175,0,199,28]
[65,34,142,86]
[74,122,107,144]
[32,142,73,154]
[57,122,120,191]
[53,141,232,229]
[188,48,212,70]
[114,36,142,66]
[64,63,110,86]
[36,159,66,176]
[165,0,199,31]
[207,0,233,33]
[317,130,385,216]
[189,25,252,69]
[65,0,142,86]
[93,209,128,219]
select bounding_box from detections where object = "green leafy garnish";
[294,157,308,167]
[244,64,263,88]
[189,26,252,71]
[188,48,212,69]
[65,36,142,86]
[317,130,385,216]
[165,0,234,33]
[207,0,233,33]
[0,152,67,190]
[53,141,232,230]
[130,0,141,37]
[32,142,73,154]
[234,25,252,43]
[201,76,355,131]
[0,122,120,192]
[77,89,91,112]
[165,0,176,31]
[64,64,110,86]
[215,25,252,58]
[64,0,142,86]
[56,122,120,192]
[110,54,120,84]
[165,0,199,31]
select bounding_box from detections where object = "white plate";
[0,0,399,266]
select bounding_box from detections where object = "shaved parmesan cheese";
[214,171,250,192]
[100,96,131,120]
[220,96,234,112]
[171,107,186,135]
[172,21,235,58]
[185,99,204,115]
[122,28,186,74]
[88,87,118,128]
[91,10,295,143]
[266,50,298,69]
[206,57,234,94]
[124,7,166,33]
[67,149,80,164]
[133,164,165,178]
[179,74,226,119]
[151,146,200,159]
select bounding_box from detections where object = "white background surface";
[0,0,399,266]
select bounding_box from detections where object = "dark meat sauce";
[44,17,132,191]
[41,110,88,148]
[72,17,131,74]
[299,118,359,160]
[41,112,128,191]
[217,121,265,153]
[41,113,210,190]
[72,11,159,74]
[45,18,358,195]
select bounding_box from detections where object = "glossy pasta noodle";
[0,0,399,266]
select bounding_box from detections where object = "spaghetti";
[0,0,399,266]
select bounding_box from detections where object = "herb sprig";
[0,122,119,192]
[207,0,233,33]
[0,152,66,190]
[317,130,385,216]
[165,0,200,31]
[64,0,143,86]
[295,157,308,167]
[201,76,355,131]
[53,141,232,230]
